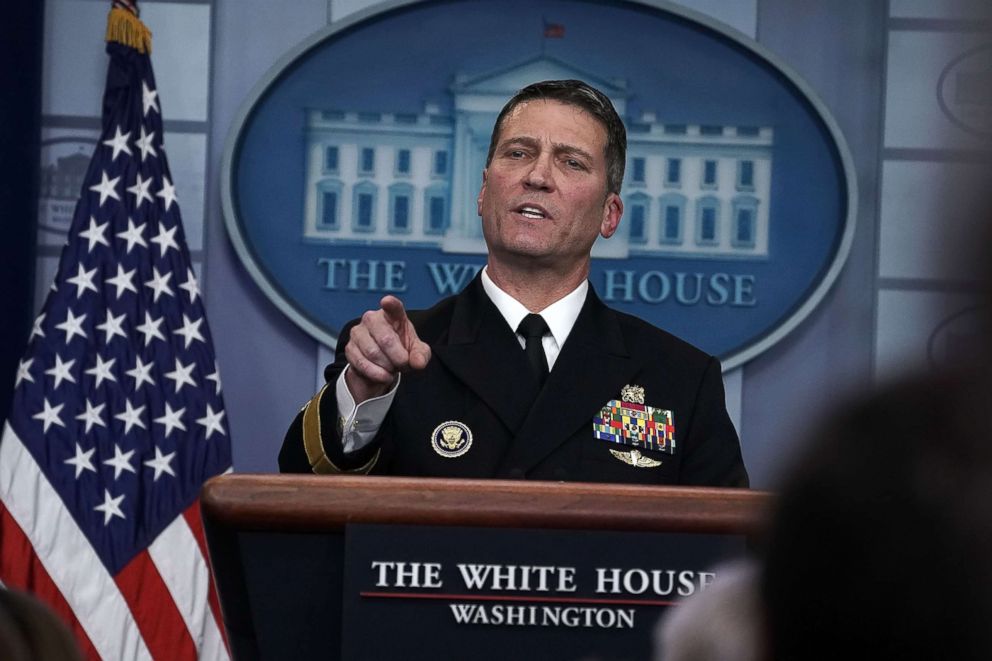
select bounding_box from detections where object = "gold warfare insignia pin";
[609,448,662,468]
[430,420,473,458]
[592,384,675,455]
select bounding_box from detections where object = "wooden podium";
[201,475,770,660]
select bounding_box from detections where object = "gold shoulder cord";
[301,384,379,474]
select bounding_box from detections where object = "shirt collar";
[480,266,588,347]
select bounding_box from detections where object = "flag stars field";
[174,314,205,348]
[106,264,138,298]
[89,170,121,207]
[55,308,87,344]
[75,399,106,434]
[114,399,147,435]
[154,403,187,438]
[94,490,126,525]
[96,309,128,343]
[144,266,175,302]
[79,217,111,251]
[15,358,34,387]
[144,447,176,481]
[179,267,200,303]
[151,222,179,256]
[45,353,77,389]
[127,172,155,208]
[84,354,117,388]
[157,176,178,211]
[32,398,65,433]
[102,125,132,161]
[64,443,96,479]
[165,358,196,394]
[103,444,136,480]
[135,125,156,161]
[116,217,148,253]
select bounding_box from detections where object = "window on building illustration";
[629,205,646,243]
[700,125,723,136]
[396,149,411,175]
[434,150,448,176]
[659,194,686,245]
[425,190,448,234]
[735,208,754,245]
[663,205,681,242]
[389,184,413,234]
[632,157,646,184]
[317,180,342,231]
[353,183,377,233]
[666,159,681,186]
[664,124,687,135]
[392,196,410,232]
[356,194,374,230]
[702,160,718,187]
[696,197,719,245]
[360,148,375,175]
[731,196,758,248]
[320,191,338,229]
[324,146,339,173]
[737,160,754,190]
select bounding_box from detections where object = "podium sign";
[200,475,770,660]
[342,524,743,661]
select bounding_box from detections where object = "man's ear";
[600,192,623,238]
[477,169,488,217]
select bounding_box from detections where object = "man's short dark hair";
[485,79,627,195]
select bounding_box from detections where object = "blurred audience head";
[655,560,764,661]
[0,589,81,661]
[761,370,992,661]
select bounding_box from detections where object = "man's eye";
[564,158,584,169]
[508,150,526,158]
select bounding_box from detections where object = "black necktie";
[517,313,550,388]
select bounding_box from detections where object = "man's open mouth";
[516,204,549,220]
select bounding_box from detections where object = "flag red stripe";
[115,549,197,660]
[0,503,100,660]
[183,500,230,651]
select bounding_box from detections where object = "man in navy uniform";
[280,79,748,487]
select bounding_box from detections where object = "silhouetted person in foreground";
[761,365,992,661]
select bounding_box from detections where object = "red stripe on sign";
[183,500,230,651]
[115,548,197,660]
[0,503,100,660]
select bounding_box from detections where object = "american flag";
[0,6,230,659]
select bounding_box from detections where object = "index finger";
[380,295,408,326]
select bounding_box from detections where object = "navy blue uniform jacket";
[279,275,748,487]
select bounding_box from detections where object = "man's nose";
[523,152,554,191]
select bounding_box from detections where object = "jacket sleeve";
[277,321,381,474]
[677,356,749,488]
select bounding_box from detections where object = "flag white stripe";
[0,423,153,661]
[148,514,229,660]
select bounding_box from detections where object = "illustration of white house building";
[302,56,772,259]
